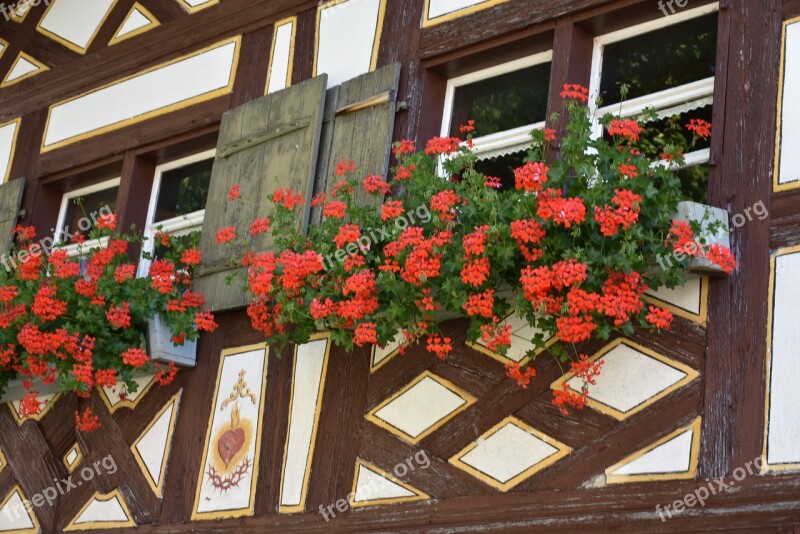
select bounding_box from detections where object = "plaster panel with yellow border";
[36,0,118,55]
[422,0,512,27]
[278,334,331,513]
[0,446,6,474]
[63,442,84,473]
[8,393,60,424]
[762,244,800,473]
[365,371,476,444]
[108,3,161,46]
[42,36,240,152]
[370,330,409,373]
[0,485,41,534]
[0,38,8,61]
[175,0,219,14]
[1,52,49,88]
[774,15,800,192]
[644,276,709,326]
[550,338,700,421]
[9,1,33,23]
[63,489,136,531]
[192,343,269,520]
[265,17,297,95]
[0,118,21,185]
[98,374,156,413]
[449,416,571,492]
[131,389,182,498]
[605,417,702,484]
[466,312,557,366]
[313,0,387,87]
[348,459,430,508]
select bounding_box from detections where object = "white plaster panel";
[428,0,492,19]
[317,0,382,86]
[647,277,702,315]
[0,121,18,183]
[268,20,294,94]
[280,338,328,508]
[374,376,466,439]
[117,8,152,37]
[44,39,238,148]
[768,251,800,465]
[135,395,179,489]
[780,21,800,186]
[6,56,40,82]
[0,490,36,531]
[567,344,687,414]
[611,428,693,476]
[74,495,129,524]
[353,464,414,502]
[39,0,116,50]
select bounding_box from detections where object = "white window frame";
[588,2,719,170]
[54,177,121,257]
[440,50,553,161]
[138,148,216,277]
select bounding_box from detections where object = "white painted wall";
[316,0,382,87]
[779,21,800,186]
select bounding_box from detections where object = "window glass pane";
[606,104,713,159]
[474,151,527,190]
[600,13,717,105]
[450,62,552,138]
[154,158,213,222]
[62,186,118,234]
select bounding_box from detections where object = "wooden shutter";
[196,75,327,311]
[0,178,24,252]
[313,62,402,220]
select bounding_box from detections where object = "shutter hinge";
[217,119,312,159]
[336,90,397,115]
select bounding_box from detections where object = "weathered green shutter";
[0,178,25,252]
[313,63,402,220]
[196,76,327,311]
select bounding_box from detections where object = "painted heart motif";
[217,427,246,468]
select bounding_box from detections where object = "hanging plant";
[222,83,735,414]
[0,215,217,430]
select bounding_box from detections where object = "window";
[54,177,120,255]
[589,4,718,202]
[139,149,215,276]
[441,51,553,186]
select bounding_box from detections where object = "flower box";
[673,201,731,276]
[147,315,198,368]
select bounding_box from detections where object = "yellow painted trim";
[0,485,41,534]
[108,3,161,46]
[0,38,9,61]
[605,417,702,484]
[370,332,409,374]
[313,0,387,81]
[348,458,430,508]
[449,416,571,491]
[97,375,156,413]
[550,338,701,421]
[36,0,118,55]
[64,489,136,531]
[0,446,6,473]
[191,343,269,521]
[774,16,800,193]
[8,392,61,424]
[278,333,331,514]
[0,118,22,185]
[762,244,800,473]
[466,313,557,366]
[42,36,241,153]
[130,389,182,498]
[644,277,709,326]
[265,16,297,95]
[365,371,476,444]
[63,442,84,473]
[422,0,512,27]
[175,0,219,14]
[1,52,49,88]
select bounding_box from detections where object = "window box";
[674,200,731,276]
[147,315,198,368]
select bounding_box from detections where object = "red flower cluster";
[430,190,461,222]
[593,189,642,237]
[425,136,461,156]
[686,118,712,139]
[552,383,589,415]
[646,305,674,329]
[75,407,102,432]
[505,362,536,388]
[514,162,549,192]
[607,119,643,142]
[272,188,304,210]
[537,189,586,228]
[560,84,589,102]
[510,219,546,261]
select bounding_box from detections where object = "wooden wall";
[0,0,798,532]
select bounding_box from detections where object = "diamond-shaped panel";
[553,339,700,420]
[366,371,476,443]
[470,313,552,363]
[450,416,571,491]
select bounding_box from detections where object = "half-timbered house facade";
[0,0,798,532]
